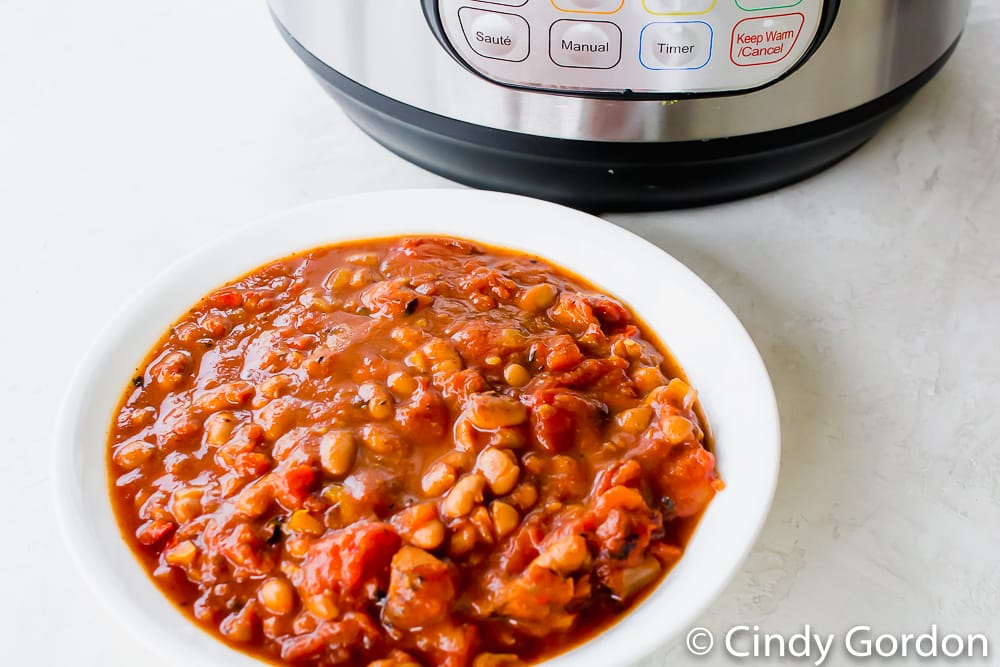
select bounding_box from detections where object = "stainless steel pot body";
[268,0,970,143]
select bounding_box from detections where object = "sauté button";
[640,21,713,69]
[550,20,622,68]
[551,0,625,14]
[643,0,716,15]
[458,8,530,62]
[730,13,804,66]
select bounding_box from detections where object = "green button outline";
[735,0,803,10]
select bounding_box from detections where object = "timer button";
[552,0,625,14]
[550,20,622,69]
[640,21,713,70]
[643,0,717,15]
[458,8,530,62]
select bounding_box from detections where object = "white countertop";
[2,1,998,665]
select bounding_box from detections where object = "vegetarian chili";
[108,236,722,667]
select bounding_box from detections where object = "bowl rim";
[52,188,780,667]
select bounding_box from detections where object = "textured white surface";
[0,0,997,665]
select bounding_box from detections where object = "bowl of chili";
[53,189,779,667]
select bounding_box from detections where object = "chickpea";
[410,519,446,550]
[199,313,230,338]
[502,363,530,388]
[490,501,520,539]
[387,371,418,396]
[204,411,237,447]
[616,406,653,434]
[347,252,380,267]
[285,535,312,559]
[370,652,422,667]
[465,393,528,430]
[519,283,559,312]
[287,509,324,535]
[663,415,695,445]
[149,350,190,390]
[360,424,407,456]
[489,427,525,450]
[473,653,523,667]
[664,378,697,410]
[533,534,588,576]
[441,450,474,470]
[476,448,520,496]
[485,355,502,366]
[449,522,477,558]
[522,453,546,475]
[304,593,340,621]
[113,439,155,470]
[421,461,458,497]
[235,478,274,517]
[633,366,667,393]
[258,374,293,401]
[508,483,538,511]
[349,268,373,288]
[325,267,352,291]
[612,338,643,359]
[406,338,462,374]
[453,416,478,451]
[469,506,495,544]
[392,503,446,550]
[220,601,258,643]
[441,473,485,519]
[366,385,394,420]
[319,430,357,478]
[390,325,422,349]
[257,578,296,615]
[500,328,526,347]
[170,487,204,523]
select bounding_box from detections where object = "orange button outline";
[550,0,625,15]
[729,12,805,67]
[643,0,717,16]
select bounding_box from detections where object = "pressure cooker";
[269,0,971,210]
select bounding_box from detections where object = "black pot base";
[275,20,958,213]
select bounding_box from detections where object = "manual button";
[550,20,622,69]
[458,7,530,62]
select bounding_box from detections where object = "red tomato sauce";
[108,236,722,667]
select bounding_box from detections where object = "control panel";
[435,0,826,95]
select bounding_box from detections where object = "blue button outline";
[639,21,714,70]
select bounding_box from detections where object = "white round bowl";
[53,189,779,667]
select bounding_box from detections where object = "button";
[730,13,804,66]
[458,8,530,62]
[643,0,716,15]
[551,0,625,14]
[736,0,802,9]
[550,20,622,69]
[473,0,528,5]
[640,21,713,70]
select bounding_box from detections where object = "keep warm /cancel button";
[730,13,804,66]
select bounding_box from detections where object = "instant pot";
[269,1,971,210]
